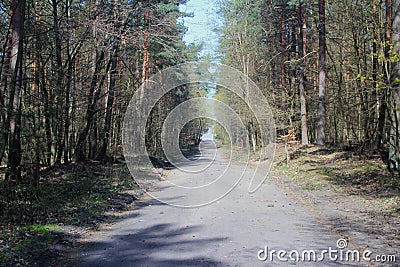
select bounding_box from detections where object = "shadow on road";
[72,221,227,267]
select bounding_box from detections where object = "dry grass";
[273,143,400,214]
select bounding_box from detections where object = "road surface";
[72,141,360,266]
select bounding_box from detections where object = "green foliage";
[0,161,139,265]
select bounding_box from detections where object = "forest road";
[71,141,361,267]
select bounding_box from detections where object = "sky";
[178,0,223,127]
[178,0,223,59]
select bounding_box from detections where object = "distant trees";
[216,0,265,150]
[1,0,399,179]
[218,0,400,174]
[0,0,200,183]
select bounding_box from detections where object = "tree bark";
[316,0,327,146]
[0,24,11,165]
[298,4,309,145]
[53,0,65,164]
[99,48,118,160]
[63,0,74,163]
[389,0,400,172]
[74,50,109,161]
[375,0,390,150]
[6,0,25,181]
[372,0,383,149]
[280,12,286,91]
[141,8,150,86]
[99,0,120,160]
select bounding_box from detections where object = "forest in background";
[0,0,399,264]
[0,1,206,263]
[216,0,400,174]
[0,0,206,183]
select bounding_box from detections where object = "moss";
[26,224,59,234]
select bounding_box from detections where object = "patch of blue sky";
[178,0,224,60]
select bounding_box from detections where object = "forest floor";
[271,143,400,262]
[0,143,399,266]
[0,160,142,266]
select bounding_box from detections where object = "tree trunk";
[280,12,286,94]
[389,0,400,172]
[372,0,382,149]
[316,0,327,145]
[74,50,108,161]
[0,25,11,165]
[53,0,64,164]
[6,0,25,181]
[298,4,309,145]
[75,43,113,161]
[142,9,150,85]
[63,0,74,163]
[375,0,390,151]
[99,49,118,160]
[99,0,120,160]
[41,66,52,165]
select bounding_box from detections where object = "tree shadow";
[286,145,399,199]
[322,211,400,258]
[324,168,399,198]
[67,222,228,267]
[0,161,140,227]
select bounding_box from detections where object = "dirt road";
[69,142,391,266]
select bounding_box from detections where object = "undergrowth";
[0,161,138,266]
